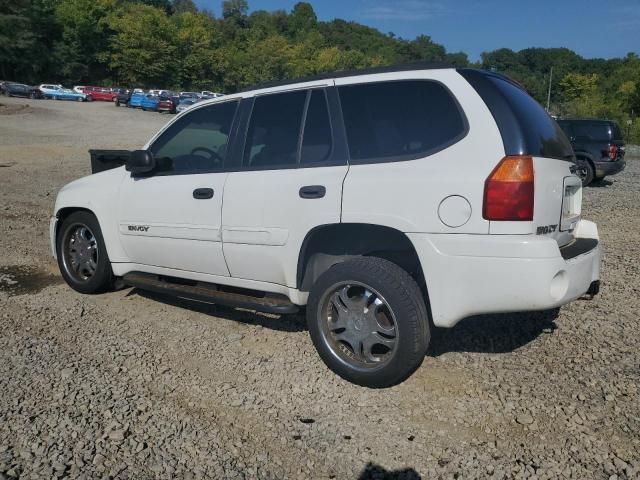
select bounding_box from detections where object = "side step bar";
[122,272,299,314]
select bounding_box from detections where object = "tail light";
[606,144,618,160]
[483,155,534,221]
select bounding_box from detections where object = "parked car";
[179,91,199,99]
[50,64,600,388]
[141,94,161,111]
[2,82,42,99]
[176,97,200,113]
[83,86,118,102]
[128,92,147,108]
[158,94,179,114]
[148,89,171,97]
[200,90,224,98]
[557,118,626,186]
[114,89,131,107]
[73,86,86,94]
[39,85,88,101]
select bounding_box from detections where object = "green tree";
[101,4,178,87]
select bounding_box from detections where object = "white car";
[200,91,224,98]
[50,65,600,387]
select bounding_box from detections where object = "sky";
[196,0,640,61]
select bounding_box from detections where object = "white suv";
[50,65,600,387]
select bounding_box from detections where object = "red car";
[157,95,178,114]
[83,86,118,102]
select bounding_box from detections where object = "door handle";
[193,188,214,199]
[299,185,326,199]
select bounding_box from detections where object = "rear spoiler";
[89,149,130,174]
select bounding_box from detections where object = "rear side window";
[459,69,574,161]
[571,123,613,141]
[301,90,332,164]
[338,80,467,164]
[244,90,307,168]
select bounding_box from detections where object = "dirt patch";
[0,103,31,115]
[0,265,62,296]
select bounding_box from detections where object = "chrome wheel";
[319,282,398,368]
[62,224,99,281]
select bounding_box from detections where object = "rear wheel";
[576,158,594,186]
[307,257,430,388]
[56,211,113,294]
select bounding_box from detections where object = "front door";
[117,100,239,276]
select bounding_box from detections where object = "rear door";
[221,84,349,288]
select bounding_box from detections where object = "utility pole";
[546,66,553,112]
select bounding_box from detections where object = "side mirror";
[126,150,156,174]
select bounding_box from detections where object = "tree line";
[1,0,639,140]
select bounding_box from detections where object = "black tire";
[307,257,430,388]
[56,211,113,294]
[577,158,594,186]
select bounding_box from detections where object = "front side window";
[339,80,467,164]
[150,101,238,174]
[244,90,307,169]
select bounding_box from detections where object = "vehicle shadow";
[127,288,307,333]
[589,178,613,188]
[427,308,559,357]
[357,462,421,479]
[127,288,559,351]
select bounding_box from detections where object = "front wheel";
[307,257,430,388]
[56,211,113,294]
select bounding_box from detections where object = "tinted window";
[301,90,332,164]
[150,101,238,174]
[460,69,574,161]
[339,80,466,163]
[244,90,306,169]
[571,123,613,141]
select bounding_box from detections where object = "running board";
[122,272,299,314]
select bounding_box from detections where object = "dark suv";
[1,82,43,99]
[557,119,626,186]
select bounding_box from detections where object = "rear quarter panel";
[339,69,504,234]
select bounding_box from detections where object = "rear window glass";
[489,76,573,160]
[338,80,467,164]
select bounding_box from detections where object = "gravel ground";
[0,96,639,479]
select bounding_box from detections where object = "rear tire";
[56,211,113,294]
[576,158,594,186]
[307,257,430,388]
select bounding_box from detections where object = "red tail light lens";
[607,144,618,160]
[483,155,534,221]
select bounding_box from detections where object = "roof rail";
[238,61,455,92]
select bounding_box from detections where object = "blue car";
[141,95,160,111]
[128,92,147,108]
[39,84,88,101]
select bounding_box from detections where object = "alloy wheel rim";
[63,224,98,281]
[319,282,398,369]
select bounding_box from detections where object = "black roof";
[239,61,456,92]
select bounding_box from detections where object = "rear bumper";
[594,159,625,178]
[408,220,600,328]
